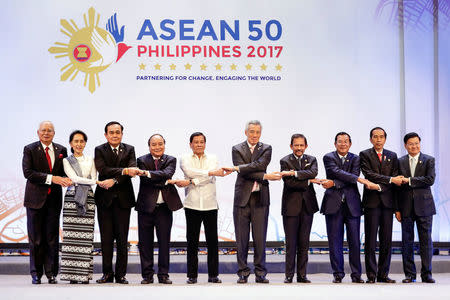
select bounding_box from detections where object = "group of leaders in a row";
[22,120,436,285]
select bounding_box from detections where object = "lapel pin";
[387,158,390,162]
[419,161,422,164]
[346,159,349,162]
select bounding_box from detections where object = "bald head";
[37,121,55,146]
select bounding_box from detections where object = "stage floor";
[1,273,450,300]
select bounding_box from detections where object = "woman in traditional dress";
[60,130,103,284]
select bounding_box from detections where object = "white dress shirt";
[63,155,97,189]
[180,152,218,211]
[42,142,55,185]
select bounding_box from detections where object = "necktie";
[410,157,416,177]
[377,152,382,162]
[113,148,118,156]
[45,147,52,194]
[250,146,259,192]
[341,156,346,165]
[154,159,159,170]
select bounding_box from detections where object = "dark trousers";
[185,208,219,278]
[138,204,173,279]
[26,197,61,278]
[97,201,131,279]
[233,192,269,277]
[325,202,361,279]
[401,214,433,279]
[364,206,394,278]
[283,210,314,278]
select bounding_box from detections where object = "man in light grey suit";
[225,120,281,284]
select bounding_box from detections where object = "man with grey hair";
[22,121,72,284]
[225,120,281,284]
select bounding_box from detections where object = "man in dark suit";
[94,121,141,284]
[396,132,436,283]
[225,120,281,284]
[320,132,377,283]
[136,134,183,284]
[22,121,71,284]
[279,134,321,283]
[360,127,403,283]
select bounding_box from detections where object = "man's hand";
[321,179,334,189]
[395,211,402,222]
[391,175,404,186]
[366,182,380,190]
[174,179,190,187]
[263,172,282,181]
[278,170,295,177]
[209,168,232,177]
[98,179,115,189]
[357,177,370,186]
[310,178,323,184]
[401,177,410,184]
[52,176,72,187]
[125,167,142,177]
[222,166,238,173]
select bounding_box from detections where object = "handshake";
[166,168,234,188]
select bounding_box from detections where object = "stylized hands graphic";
[90,28,116,67]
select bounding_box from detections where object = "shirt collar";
[338,153,347,159]
[41,142,54,151]
[192,152,208,159]
[247,141,258,149]
[408,153,420,160]
[293,154,303,160]
[110,144,120,151]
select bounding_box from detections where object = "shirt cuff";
[147,172,151,178]
[389,177,392,184]
[409,178,412,186]
[192,178,200,185]
[307,179,310,185]
[377,184,382,192]
[121,168,126,175]
[45,174,52,185]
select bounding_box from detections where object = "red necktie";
[154,159,159,170]
[45,147,52,194]
[377,152,382,162]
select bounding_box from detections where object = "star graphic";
[245,64,252,70]
[139,63,146,70]
[169,64,176,70]
[275,64,282,71]
[230,63,237,70]
[200,64,207,70]
[215,64,222,70]
[185,63,192,70]
[260,64,267,71]
[154,63,161,70]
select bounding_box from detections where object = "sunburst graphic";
[48,7,127,93]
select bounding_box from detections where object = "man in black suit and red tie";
[22,121,72,284]
[136,134,183,284]
[279,134,321,283]
[359,127,403,283]
[396,132,436,284]
[320,132,378,284]
[224,120,282,284]
[94,121,142,284]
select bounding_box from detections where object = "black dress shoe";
[297,276,311,283]
[237,275,248,284]
[366,277,376,284]
[70,280,78,284]
[284,276,293,283]
[115,276,129,284]
[402,276,416,283]
[141,277,154,284]
[81,281,89,284]
[187,277,197,284]
[332,276,342,283]
[255,276,269,283]
[421,276,435,283]
[377,276,396,283]
[31,275,41,285]
[96,273,114,283]
[351,276,364,283]
[48,276,57,284]
[208,277,222,283]
[159,277,172,284]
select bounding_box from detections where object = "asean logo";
[48,7,131,93]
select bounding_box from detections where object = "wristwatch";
[189,179,193,185]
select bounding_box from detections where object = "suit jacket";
[320,151,362,217]
[280,153,319,216]
[22,141,68,209]
[136,153,183,213]
[359,148,398,209]
[397,152,436,217]
[94,142,136,208]
[232,141,272,207]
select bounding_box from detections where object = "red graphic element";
[116,43,131,62]
[73,44,91,62]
